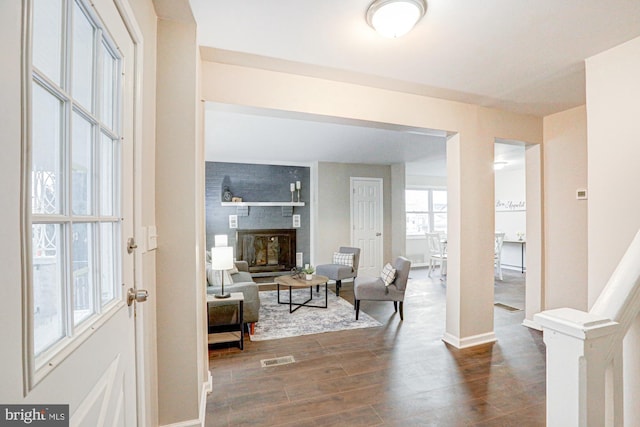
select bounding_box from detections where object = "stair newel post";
[534,308,619,427]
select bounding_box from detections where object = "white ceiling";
[193,0,640,170]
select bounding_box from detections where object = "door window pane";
[101,45,116,130]
[72,223,94,324]
[100,223,116,305]
[72,112,93,215]
[72,2,95,110]
[32,84,62,215]
[32,0,63,85]
[100,133,114,216]
[33,224,64,355]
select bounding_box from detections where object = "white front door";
[20,0,141,425]
[351,178,383,277]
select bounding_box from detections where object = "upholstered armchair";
[315,247,361,297]
[354,256,411,321]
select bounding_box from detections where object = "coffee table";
[275,274,329,313]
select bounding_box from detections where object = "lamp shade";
[210,246,233,270]
[366,0,427,38]
[214,234,228,247]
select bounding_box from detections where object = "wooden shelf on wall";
[220,202,305,207]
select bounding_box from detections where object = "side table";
[206,292,244,350]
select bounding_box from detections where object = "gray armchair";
[354,256,411,321]
[315,247,361,297]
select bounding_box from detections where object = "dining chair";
[425,232,447,278]
[495,232,505,280]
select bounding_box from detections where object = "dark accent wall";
[205,162,311,266]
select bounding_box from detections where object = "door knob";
[127,288,149,306]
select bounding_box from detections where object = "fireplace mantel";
[220,202,304,207]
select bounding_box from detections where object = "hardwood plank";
[206,268,545,426]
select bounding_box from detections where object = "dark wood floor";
[206,268,546,426]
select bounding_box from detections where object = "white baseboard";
[522,318,542,331]
[442,331,497,349]
[160,375,212,427]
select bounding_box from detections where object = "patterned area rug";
[249,289,382,341]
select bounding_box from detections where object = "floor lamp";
[211,246,233,299]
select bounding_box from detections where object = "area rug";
[249,289,382,341]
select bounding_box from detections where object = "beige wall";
[315,162,392,266]
[586,35,640,424]
[542,106,588,311]
[155,13,208,426]
[201,60,543,347]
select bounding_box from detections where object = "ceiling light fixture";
[366,0,427,38]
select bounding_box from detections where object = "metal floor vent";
[494,302,522,312]
[260,355,296,368]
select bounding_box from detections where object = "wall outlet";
[296,252,303,267]
[229,215,238,228]
[292,214,301,228]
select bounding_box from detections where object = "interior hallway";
[206,268,544,426]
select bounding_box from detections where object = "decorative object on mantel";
[290,182,295,202]
[516,232,525,241]
[296,180,301,202]
[222,186,233,202]
[231,197,242,203]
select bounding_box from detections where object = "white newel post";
[534,308,619,427]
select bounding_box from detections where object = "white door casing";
[351,177,383,278]
[21,0,141,425]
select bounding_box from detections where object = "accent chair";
[354,256,411,321]
[315,246,361,297]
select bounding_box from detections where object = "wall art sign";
[496,200,526,211]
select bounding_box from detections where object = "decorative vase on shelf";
[222,186,233,202]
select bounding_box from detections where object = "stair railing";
[535,229,640,427]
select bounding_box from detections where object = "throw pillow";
[380,263,396,287]
[332,252,354,267]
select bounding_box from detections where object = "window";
[406,189,447,236]
[30,0,123,362]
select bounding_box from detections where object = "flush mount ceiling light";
[366,0,427,38]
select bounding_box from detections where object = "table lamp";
[211,246,233,298]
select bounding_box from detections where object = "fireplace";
[236,229,296,273]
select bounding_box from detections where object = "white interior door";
[351,178,383,277]
[22,0,140,425]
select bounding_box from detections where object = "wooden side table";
[275,274,329,313]
[206,292,244,350]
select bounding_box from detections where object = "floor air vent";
[260,355,295,368]
[494,302,522,312]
